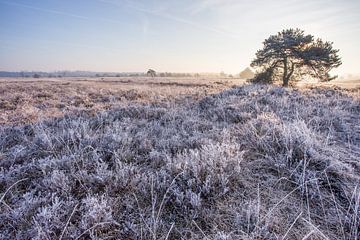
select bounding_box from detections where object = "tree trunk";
[283,59,295,87]
[283,77,289,87]
[283,58,289,87]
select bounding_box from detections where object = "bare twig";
[59,204,78,240]
[0,178,28,205]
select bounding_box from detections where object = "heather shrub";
[0,84,359,239]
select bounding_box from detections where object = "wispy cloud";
[98,0,242,39]
[0,1,136,53]
[0,0,132,25]
[0,1,90,20]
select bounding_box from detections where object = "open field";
[0,77,244,125]
[1,77,358,125]
[300,79,360,89]
[0,77,359,239]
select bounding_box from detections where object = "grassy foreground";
[0,84,359,239]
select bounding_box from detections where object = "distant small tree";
[159,72,165,77]
[239,67,255,79]
[219,71,226,77]
[33,73,41,78]
[250,28,342,86]
[147,69,156,77]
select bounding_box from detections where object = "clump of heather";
[0,84,359,239]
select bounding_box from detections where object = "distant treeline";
[0,71,236,78]
[0,70,254,78]
[0,71,142,78]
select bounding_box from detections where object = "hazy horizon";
[1,0,360,76]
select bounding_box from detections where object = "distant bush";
[239,67,255,79]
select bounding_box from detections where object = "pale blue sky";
[0,0,359,75]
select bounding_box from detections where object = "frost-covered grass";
[0,84,359,239]
[0,77,238,125]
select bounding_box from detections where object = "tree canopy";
[250,28,342,86]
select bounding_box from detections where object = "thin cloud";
[1,0,240,39]
[0,0,130,25]
[98,0,242,39]
[0,1,90,20]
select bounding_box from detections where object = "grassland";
[0,77,359,239]
[0,77,242,125]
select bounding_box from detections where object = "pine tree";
[251,29,342,86]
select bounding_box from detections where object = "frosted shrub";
[80,195,114,229]
[0,84,359,239]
